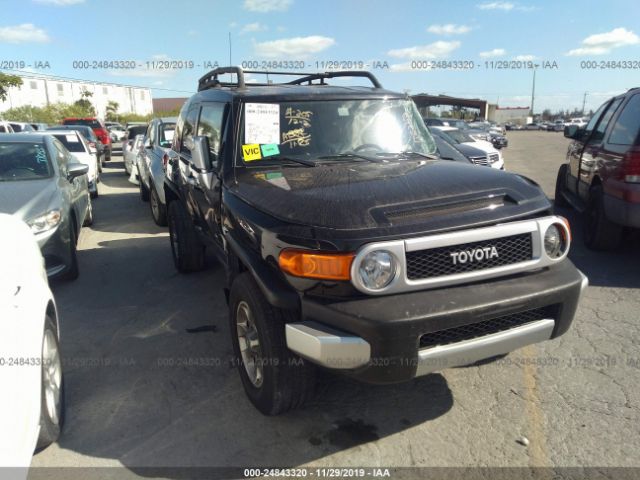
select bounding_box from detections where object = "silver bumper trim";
[415,318,555,376]
[285,322,371,369]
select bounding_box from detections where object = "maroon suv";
[62,117,112,161]
[555,88,640,250]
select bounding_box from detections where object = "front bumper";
[287,260,586,383]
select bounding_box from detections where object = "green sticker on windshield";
[261,144,280,157]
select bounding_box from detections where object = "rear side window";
[609,94,640,146]
[583,101,608,138]
[197,103,226,162]
[589,97,623,144]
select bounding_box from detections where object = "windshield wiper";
[257,156,317,167]
[316,153,383,163]
[377,151,440,160]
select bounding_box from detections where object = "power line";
[0,68,196,94]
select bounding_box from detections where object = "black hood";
[231,160,550,233]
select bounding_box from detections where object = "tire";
[150,185,168,226]
[229,273,316,415]
[36,316,65,452]
[83,194,93,227]
[554,164,569,208]
[168,201,204,272]
[60,220,79,281]
[584,185,622,251]
[139,178,150,202]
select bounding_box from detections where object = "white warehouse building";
[0,75,153,117]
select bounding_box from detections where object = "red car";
[62,117,112,161]
[555,87,640,250]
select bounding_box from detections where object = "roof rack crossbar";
[197,67,383,91]
[286,71,382,88]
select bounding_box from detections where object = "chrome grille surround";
[350,216,570,295]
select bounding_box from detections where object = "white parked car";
[124,133,145,176]
[0,214,64,472]
[108,126,126,142]
[433,126,505,170]
[44,130,100,198]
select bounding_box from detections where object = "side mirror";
[564,125,579,139]
[191,136,212,171]
[68,162,89,179]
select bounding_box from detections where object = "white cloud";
[479,48,506,57]
[33,0,84,4]
[0,23,50,43]
[240,22,268,34]
[514,54,536,60]
[254,35,334,58]
[388,41,461,59]
[427,24,471,35]
[566,27,640,56]
[243,0,292,12]
[477,1,514,10]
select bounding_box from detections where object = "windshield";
[0,142,52,181]
[62,125,96,140]
[50,133,86,152]
[240,98,436,165]
[128,125,147,138]
[440,129,474,144]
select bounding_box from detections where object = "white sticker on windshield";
[164,129,175,141]
[244,103,280,145]
[338,107,350,117]
[65,134,79,143]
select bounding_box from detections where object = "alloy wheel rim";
[236,301,263,387]
[42,329,62,425]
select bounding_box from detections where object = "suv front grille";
[419,307,554,349]
[406,233,533,280]
[470,156,489,166]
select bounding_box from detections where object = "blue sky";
[0,0,639,112]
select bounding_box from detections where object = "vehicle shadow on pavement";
[50,236,453,474]
[556,206,640,289]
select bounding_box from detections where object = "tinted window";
[589,98,623,144]
[0,126,6,133]
[609,94,640,146]
[57,125,97,141]
[0,142,52,181]
[583,101,608,137]
[197,104,226,162]
[50,133,86,153]
[181,106,200,155]
[127,125,147,138]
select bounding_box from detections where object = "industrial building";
[0,74,153,117]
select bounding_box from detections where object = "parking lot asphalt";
[30,133,640,476]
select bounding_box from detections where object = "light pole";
[582,92,588,116]
[530,67,536,118]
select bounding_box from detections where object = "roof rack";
[197,66,382,91]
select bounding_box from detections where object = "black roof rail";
[197,66,383,91]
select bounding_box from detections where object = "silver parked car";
[138,117,176,226]
[0,133,92,280]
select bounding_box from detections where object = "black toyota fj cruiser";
[164,67,587,415]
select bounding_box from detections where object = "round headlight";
[358,250,396,290]
[544,224,565,258]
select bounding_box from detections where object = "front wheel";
[167,201,204,272]
[36,317,65,452]
[229,273,316,415]
[584,185,622,250]
[150,185,168,226]
[139,178,150,202]
[554,164,569,208]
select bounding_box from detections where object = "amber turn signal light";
[558,216,572,243]
[279,249,355,281]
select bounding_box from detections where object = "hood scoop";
[378,194,514,226]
